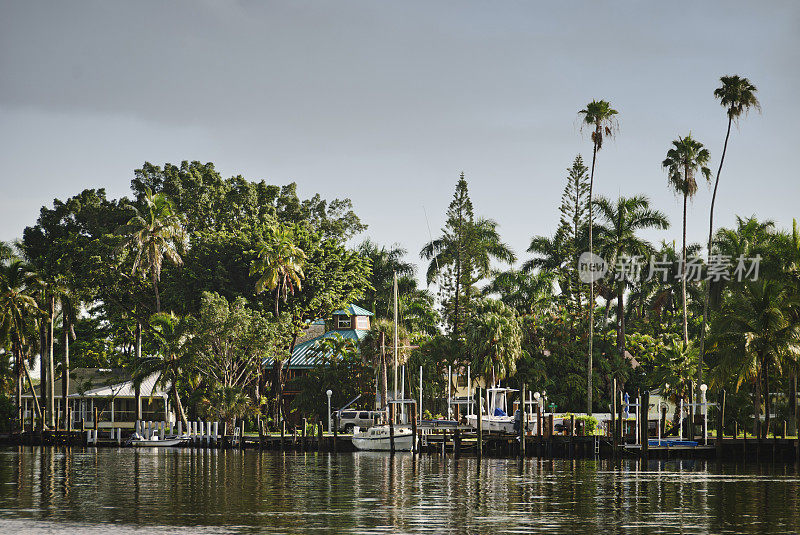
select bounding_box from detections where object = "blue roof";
[262,329,369,370]
[333,304,374,316]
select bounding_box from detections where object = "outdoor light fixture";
[700,384,708,393]
[326,389,333,432]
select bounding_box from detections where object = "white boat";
[128,433,187,447]
[351,425,414,451]
[465,386,517,433]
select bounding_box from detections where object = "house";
[263,304,374,395]
[22,368,173,429]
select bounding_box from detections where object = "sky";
[1,1,799,283]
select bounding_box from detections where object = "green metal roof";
[333,304,374,316]
[262,329,369,370]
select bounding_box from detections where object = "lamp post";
[700,383,708,445]
[326,389,333,432]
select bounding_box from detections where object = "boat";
[127,433,187,447]
[465,386,518,433]
[352,425,414,451]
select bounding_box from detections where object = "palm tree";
[578,99,618,414]
[135,312,194,427]
[663,134,712,347]
[0,259,43,427]
[593,195,669,360]
[250,225,307,317]
[466,299,523,385]
[117,187,187,313]
[711,280,800,438]
[356,240,415,317]
[422,217,515,338]
[202,386,253,431]
[483,269,555,317]
[699,76,761,382]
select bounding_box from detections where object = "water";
[0,447,798,534]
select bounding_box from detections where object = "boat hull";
[130,439,184,447]
[352,430,414,452]
[465,415,515,434]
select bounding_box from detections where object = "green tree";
[699,76,761,383]
[0,259,42,426]
[135,312,195,427]
[593,195,669,360]
[466,299,523,384]
[422,174,515,339]
[557,155,590,312]
[251,224,307,317]
[578,99,619,415]
[117,187,187,313]
[356,240,415,317]
[483,269,555,317]
[662,134,711,346]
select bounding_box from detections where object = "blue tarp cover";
[494,408,507,417]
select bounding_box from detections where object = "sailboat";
[352,272,414,452]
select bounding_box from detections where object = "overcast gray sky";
[2,1,799,278]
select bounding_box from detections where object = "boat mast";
[393,271,399,402]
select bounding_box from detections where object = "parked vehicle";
[337,410,385,434]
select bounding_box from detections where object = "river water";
[0,446,798,534]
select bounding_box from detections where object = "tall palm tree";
[117,187,187,313]
[250,225,307,317]
[0,260,43,426]
[422,217,515,338]
[593,195,669,360]
[699,76,761,383]
[135,312,194,427]
[578,99,619,414]
[663,134,711,347]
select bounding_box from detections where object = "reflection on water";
[0,446,798,534]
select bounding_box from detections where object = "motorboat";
[465,386,517,433]
[127,432,187,447]
[351,425,414,451]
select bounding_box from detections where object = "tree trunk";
[753,366,762,438]
[172,381,189,427]
[763,364,771,439]
[47,295,55,429]
[134,318,143,420]
[380,331,388,410]
[617,285,625,360]
[790,373,798,437]
[62,309,70,429]
[681,192,689,347]
[277,331,299,422]
[274,287,280,317]
[39,310,48,430]
[587,139,598,415]
[14,341,22,429]
[152,271,161,313]
[22,358,43,422]
[700,116,733,385]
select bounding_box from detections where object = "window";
[337,316,352,329]
[358,412,369,419]
[341,412,356,419]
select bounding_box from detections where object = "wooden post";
[332,414,338,453]
[519,385,526,459]
[301,418,307,451]
[617,390,624,444]
[570,414,575,458]
[611,378,617,449]
[318,421,324,453]
[93,406,99,432]
[411,401,418,455]
[716,390,726,458]
[476,387,483,459]
[280,420,286,451]
[239,420,245,450]
[641,391,649,459]
[258,415,264,450]
[389,403,395,454]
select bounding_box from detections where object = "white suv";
[337,410,385,433]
